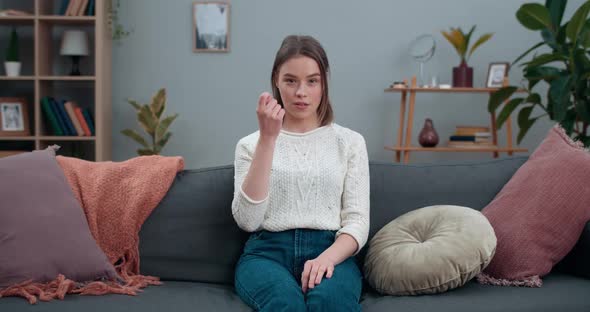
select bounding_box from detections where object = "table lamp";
[60,30,89,76]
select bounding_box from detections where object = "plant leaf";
[138,104,158,135]
[516,105,537,144]
[580,19,590,48]
[524,66,561,81]
[463,25,476,57]
[512,41,544,66]
[575,99,590,123]
[121,129,150,148]
[522,53,566,68]
[150,88,166,119]
[549,75,572,122]
[468,33,493,59]
[126,99,142,111]
[441,31,461,56]
[546,0,567,30]
[566,0,590,46]
[452,28,467,57]
[137,148,157,156]
[497,97,524,128]
[526,93,542,104]
[488,86,518,113]
[156,132,172,150]
[560,109,578,135]
[155,113,178,143]
[516,3,553,31]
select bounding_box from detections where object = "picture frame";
[0,97,30,136]
[486,62,510,88]
[193,1,230,53]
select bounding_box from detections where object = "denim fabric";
[234,229,362,312]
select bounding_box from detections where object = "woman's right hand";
[257,92,285,140]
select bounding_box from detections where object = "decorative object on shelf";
[408,34,436,87]
[488,1,590,147]
[441,26,493,88]
[60,30,89,76]
[391,81,407,89]
[193,2,230,53]
[4,27,21,77]
[121,88,179,156]
[486,62,509,88]
[418,118,439,147]
[0,97,29,136]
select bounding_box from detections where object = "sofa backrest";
[139,157,529,285]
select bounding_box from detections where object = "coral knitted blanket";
[0,155,184,304]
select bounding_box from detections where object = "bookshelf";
[0,0,111,161]
[385,76,528,163]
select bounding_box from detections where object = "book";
[53,98,76,135]
[86,0,95,16]
[59,0,70,15]
[48,98,69,135]
[75,107,92,136]
[64,101,84,136]
[41,97,63,136]
[82,108,95,135]
[77,0,89,16]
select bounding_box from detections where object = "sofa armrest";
[554,222,590,278]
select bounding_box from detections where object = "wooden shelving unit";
[0,0,111,161]
[385,76,528,163]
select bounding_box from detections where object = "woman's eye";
[285,79,295,84]
[309,79,318,84]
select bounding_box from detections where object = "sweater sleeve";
[231,138,270,232]
[336,133,370,255]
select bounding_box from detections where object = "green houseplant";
[121,88,178,155]
[488,0,590,147]
[441,26,494,87]
[4,27,21,77]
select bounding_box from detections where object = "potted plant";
[441,26,493,87]
[488,0,590,147]
[4,27,21,77]
[121,88,178,155]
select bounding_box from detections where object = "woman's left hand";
[301,255,335,293]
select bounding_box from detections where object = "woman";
[232,35,370,312]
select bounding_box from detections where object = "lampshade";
[60,30,89,56]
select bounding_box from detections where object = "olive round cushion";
[364,205,496,295]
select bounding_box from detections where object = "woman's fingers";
[326,265,334,279]
[315,266,326,285]
[301,261,311,293]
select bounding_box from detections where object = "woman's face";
[275,56,323,125]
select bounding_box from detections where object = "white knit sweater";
[231,123,370,253]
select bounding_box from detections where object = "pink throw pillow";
[477,124,590,287]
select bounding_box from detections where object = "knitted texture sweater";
[231,123,370,252]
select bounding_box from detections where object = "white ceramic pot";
[4,61,21,77]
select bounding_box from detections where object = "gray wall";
[112,0,584,169]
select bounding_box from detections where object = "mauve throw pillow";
[477,125,590,287]
[0,147,117,288]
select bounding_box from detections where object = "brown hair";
[271,35,334,126]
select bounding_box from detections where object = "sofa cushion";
[139,166,248,285]
[479,125,590,286]
[364,205,496,295]
[0,147,116,288]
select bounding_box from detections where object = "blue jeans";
[234,229,362,312]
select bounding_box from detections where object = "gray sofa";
[3,156,590,311]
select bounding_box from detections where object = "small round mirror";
[409,34,436,87]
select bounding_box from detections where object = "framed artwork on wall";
[193,1,230,53]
